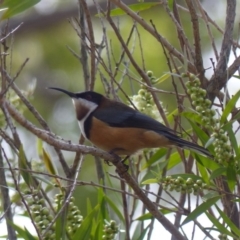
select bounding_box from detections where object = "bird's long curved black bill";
[48,87,77,98]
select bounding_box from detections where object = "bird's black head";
[74,91,103,105]
[49,87,104,121]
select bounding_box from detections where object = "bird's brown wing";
[92,102,212,158]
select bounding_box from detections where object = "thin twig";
[196,0,219,60]
[1,148,43,239]
[78,1,90,90]
[120,180,131,240]
[0,23,23,43]
[185,0,205,82]
[0,149,17,240]
[79,0,96,90]
[6,99,186,239]
[42,155,84,237]
[0,58,29,97]
[207,0,236,101]
[3,70,69,175]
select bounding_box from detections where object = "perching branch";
[4,99,186,240]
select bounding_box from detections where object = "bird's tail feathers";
[174,138,213,158]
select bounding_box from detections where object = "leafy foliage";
[0,0,40,19]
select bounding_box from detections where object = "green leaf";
[181,111,203,125]
[154,72,172,84]
[232,110,240,121]
[73,204,99,240]
[24,227,37,240]
[187,120,212,147]
[93,222,102,240]
[108,2,160,17]
[210,167,226,180]
[42,148,60,186]
[205,212,235,237]
[232,198,240,202]
[42,148,57,175]
[1,0,40,20]
[233,75,240,79]
[196,157,210,184]
[136,225,150,240]
[222,111,240,130]
[166,108,178,123]
[215,205,240,236]
[141,178,158,184]
[221,90,240,124]
[181,196,220,225]
[136,208,173,221]
[87,198,93,214]
[7,220,37,240]
[105,195,124,222]
[226,165,236,191]
[157,160,169,172]
[131,222,150,240]
[195,154,219,171]
[37,138,43,158]
[186,120,214,157]
[168,0,174,10]
[202,191,220,202]
[18,145,32,186]
[224,123,239,156]
[55,195,66,240]
[98,186,109,221]
[141,148,167,169]
[167,151,182,170]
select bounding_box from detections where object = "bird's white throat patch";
[72,98,98,139]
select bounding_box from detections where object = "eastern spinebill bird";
[49,87,212,158]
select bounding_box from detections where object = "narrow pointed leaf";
[224,122,239,156]
[221,90,240,124]
[215,205,240,236]
[210,167,226,180]
[93,222,102,240]
[105,195,124,222]
[1,0,40,19]
[98,186,109,221]
[73,204,99,240]
[7,220,37,240]
[205,212,235,237]
[42,148,61,186]
[18,145,32,186]
[181,111,203,125]
[187,120,213,147]
[141,148,167,169]
[137,226,150,240]
[167,151,181,170]
[226,165,236,191]
[141,178,158,184]
[182,196,220,225]
[37,138,43,158]
[42,148,57,175]
[55,194,66,240]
